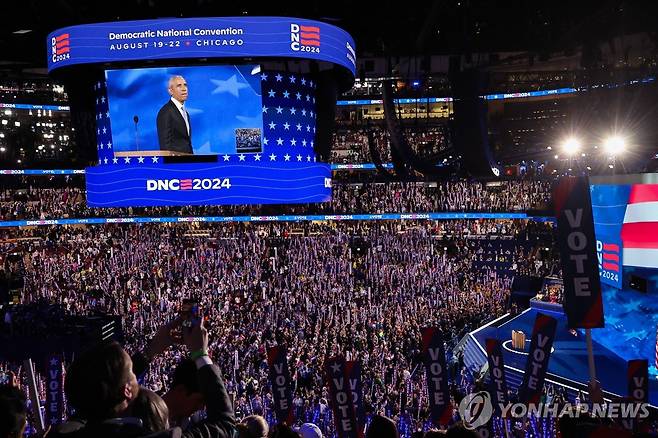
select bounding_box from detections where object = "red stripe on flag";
[55,34,69,42]
[602,253,619,262]
[57,47,70,54]
[627,184,658,204]
[300,32,320,40]
[300,25,320,33]
[602,262,619,272]
[56,40,70,49]
[621,222,658,248]
[300,39,320,46]
[602,243,619,252]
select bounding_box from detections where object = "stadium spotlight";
[603,136,626,156]
[561,137,581,156]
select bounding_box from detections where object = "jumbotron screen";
[105,65,263,156]
[85,64,331,208]
[590,175,658,369]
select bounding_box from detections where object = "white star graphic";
[306,94,310,101]
[103,157,108,164]
[268,89,276,98]
[98,158,102,164]
[106,111,110,118]
[151,156,159,163]
[301,78,307,85]
[297,154,303,161]
[284,153,291,161]
[306,155,311,162]
[254,154,262,161]
[290,138,297,146]
[302,139,307,146]
[124,157,131,164]
[289,75,296,83]
[296,123,302,131]
[283,122,290,130]
[99,142,104,149]
[260,73,268,81]
[312,98,315,104]
[96,98,99,105]
[309,110,314,117]
[276,106,283,114]
[210,75,249,97]
[107,142,112,149]
[290,107,297,115]
[309,80,314,87]
[263,137,269,145]
[275,73,283,81]
[330,362,342,373]
[262,106,268,113]
[283,90,290,98]
[276,137,284,146]
[223,154,231,161]
[101,96,106,103]
[137,156,145,163]
[269,153,277,161]
[102,127,107,134]
[97,129,100,135]
[302,109,307,116]
[112,157,119,164]
[269,122,276,130]
[311,140,314,147]
[306,125,311,132]
[314,156,317,162]
[239,154,246,161]
[313,127,316,133]
[296,92,302,100]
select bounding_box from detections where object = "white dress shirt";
[170,97,190,136]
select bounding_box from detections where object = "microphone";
[133,115,140,152]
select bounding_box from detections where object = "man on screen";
[156,75,193,154]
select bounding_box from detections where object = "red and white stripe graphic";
[621,184,658,268]
[300,25,320,46]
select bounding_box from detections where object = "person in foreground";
[156,75,193,155]
[60,319,235,437]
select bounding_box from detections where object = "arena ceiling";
[0,0,657,70]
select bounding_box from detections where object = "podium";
[512,330,526,350]
[113,150,193,157]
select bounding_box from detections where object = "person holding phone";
[58,318,235,438]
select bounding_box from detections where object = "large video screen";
[86,66,331,207]
[105,65,263,156]
[590,175,658,371]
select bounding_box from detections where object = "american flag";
[621,184,658,269]
[94,70,318,166]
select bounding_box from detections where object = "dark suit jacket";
[49,359,236,438]
[156,100,193,154]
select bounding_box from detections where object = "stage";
[465,300,658,405]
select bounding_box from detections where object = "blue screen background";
[105,64,263,155]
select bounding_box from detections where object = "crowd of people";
[0,177,552,221]
[331,126,450,164]
[0,218,560,437]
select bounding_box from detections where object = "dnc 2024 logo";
[51,33,71,63]
[290,24,320,53]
